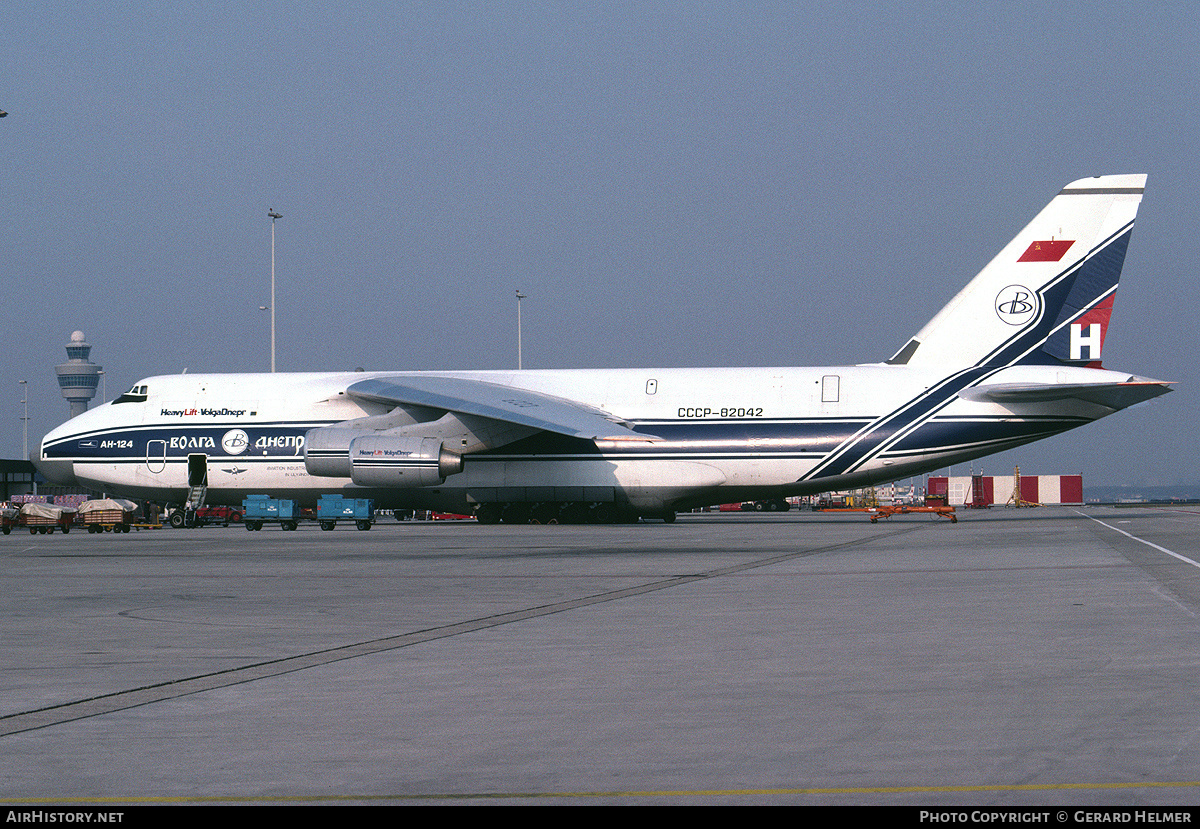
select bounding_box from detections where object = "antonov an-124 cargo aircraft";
[36,175,1171,525]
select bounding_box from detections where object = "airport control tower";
[55,331,102,418]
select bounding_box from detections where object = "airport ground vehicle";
[78,498,137,533]
[742,499,791,512]
[242,494,301,531]
[18,503,76,534]
[164,505,240,528]
[316,495,375,531]
[194,505,244,526]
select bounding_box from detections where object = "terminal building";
[0,459,37,502]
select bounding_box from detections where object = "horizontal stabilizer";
[346,376,660,442]
[959,379,1173,410]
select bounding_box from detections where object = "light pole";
[515,290,526,370]
[269,209,282,372]
[19,380,28,459]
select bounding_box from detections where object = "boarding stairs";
[184,484,208,512]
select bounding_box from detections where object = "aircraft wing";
[960,380,1173,410]
[345,376,660,442]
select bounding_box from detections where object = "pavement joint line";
[0,524,924,737]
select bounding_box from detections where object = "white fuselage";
[38,363,1127,513]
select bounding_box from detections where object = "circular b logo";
[221,429,250,455]
[995,285,1039,326]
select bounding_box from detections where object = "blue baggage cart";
[317,495,375,531]
[242,495,301,531]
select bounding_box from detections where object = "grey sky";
[3,2,1196,488]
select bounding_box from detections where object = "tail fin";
[888,174,1146,370]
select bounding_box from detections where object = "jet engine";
[347,435,463,488]
[304,427,366,478]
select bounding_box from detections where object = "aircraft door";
[146,440,166,473]
[821,375,840,403]
[187,454,209,487]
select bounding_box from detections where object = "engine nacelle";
[304,427,362,478]
[348,435,464,488]
[304,405,440,478]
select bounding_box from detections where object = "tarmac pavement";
[2,507,1199,805]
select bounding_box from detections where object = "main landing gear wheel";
[474,504,502,524]
[530,503,560,524]
[500,504,531,524]
[473,502,658,525]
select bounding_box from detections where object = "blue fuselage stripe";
[46,415,1087,470]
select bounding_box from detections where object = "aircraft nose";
[30,441,77,487]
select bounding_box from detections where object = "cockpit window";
[113,384,149,404]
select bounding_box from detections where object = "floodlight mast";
[268,209,282,372]
[516,289,526,370]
